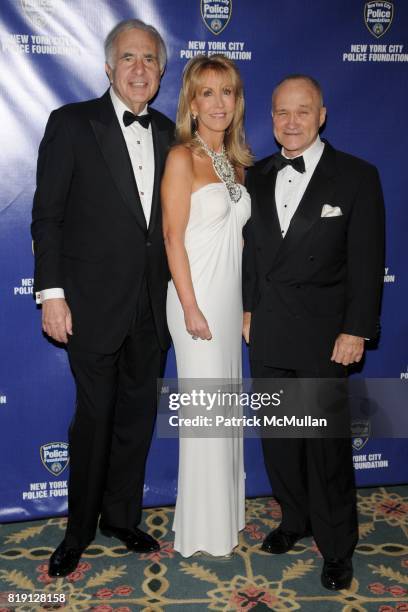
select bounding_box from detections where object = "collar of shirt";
[109,87,154,225]
[281,135,324,172]
[109,87,149,129]
[275,136,325,237]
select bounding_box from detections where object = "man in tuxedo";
[32,19,174,576]
[243,75,384,590]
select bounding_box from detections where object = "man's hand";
[331,333,364,366]
[243,311,251,344]
[42,298,73,343]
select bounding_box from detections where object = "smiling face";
[105,28,161,114]
[190,69,236,142]
[272,78,326,158]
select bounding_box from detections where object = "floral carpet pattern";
[0,486,407,611]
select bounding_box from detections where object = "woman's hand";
[184,305,212,340]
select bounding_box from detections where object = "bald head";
[272,75,324,108]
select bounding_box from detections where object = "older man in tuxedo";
[32,19,174,576]
[243,75,384,590]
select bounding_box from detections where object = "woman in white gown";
[162,55,252,557]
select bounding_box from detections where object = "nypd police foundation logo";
[1,33,80,56]
[351,408,389,470]
[384,266,396,283]
[342,1,406,63]
[14,277,34,296]
[364,1,394,38]
[180,40,252,61]
[21,479,68,501]
[353,452,389,470]
[21,0,60,28]
[40,442,69,476]
[201,0,232,35]
[351,418,371,451]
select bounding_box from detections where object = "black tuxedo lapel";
[274,142,337,263]
[148,116,166,236]
[257,158,283,264]
[90,92,147,232]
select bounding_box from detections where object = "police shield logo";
[364,1,394,38]
[351,419,371,451]
[201,0,232,35]
[21,0,58,28]
[40,442,69,476]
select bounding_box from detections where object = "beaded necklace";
[194,132,242,203]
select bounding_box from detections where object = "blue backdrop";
[0,0,407,522]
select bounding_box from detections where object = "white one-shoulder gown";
[166,182,251,557]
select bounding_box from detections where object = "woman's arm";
[162,146,212,340]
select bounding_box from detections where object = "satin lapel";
[148,117,166,236]
[258,161,283,263]
[90,92,147,232]
[275,143,336,262]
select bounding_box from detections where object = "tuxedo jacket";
[32,91,174,353]
[243,141,385,370]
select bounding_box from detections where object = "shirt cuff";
[36,288,65,304]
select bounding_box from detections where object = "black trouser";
[65,282,165,549]
[250,360,358,561]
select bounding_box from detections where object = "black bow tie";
[273,153,306,174]
[123,110,151,129]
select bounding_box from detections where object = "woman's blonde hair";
[176,54,253,168]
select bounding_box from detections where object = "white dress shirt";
[275,136,324,238]
[110,87,155,225]
[36,87,155,304]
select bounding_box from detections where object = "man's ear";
[319,106,327,127]
[105,63,113,84]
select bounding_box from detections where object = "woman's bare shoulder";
[163,145,194,193]
[167,143,194,167]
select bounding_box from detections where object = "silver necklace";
[195,132,242,203]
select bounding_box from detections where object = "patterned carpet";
[0,486,407,611]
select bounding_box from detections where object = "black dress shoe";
[262,527,311,554]
[321,558,353,590]
[99,523,160,552]
[48,540,84,577]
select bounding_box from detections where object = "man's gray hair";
[104,18,167,71]
[272,74,324,106]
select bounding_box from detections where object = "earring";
[191,113,198,131]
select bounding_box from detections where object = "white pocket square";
[321,204,343,218]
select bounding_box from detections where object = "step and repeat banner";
[0,0,407,522]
